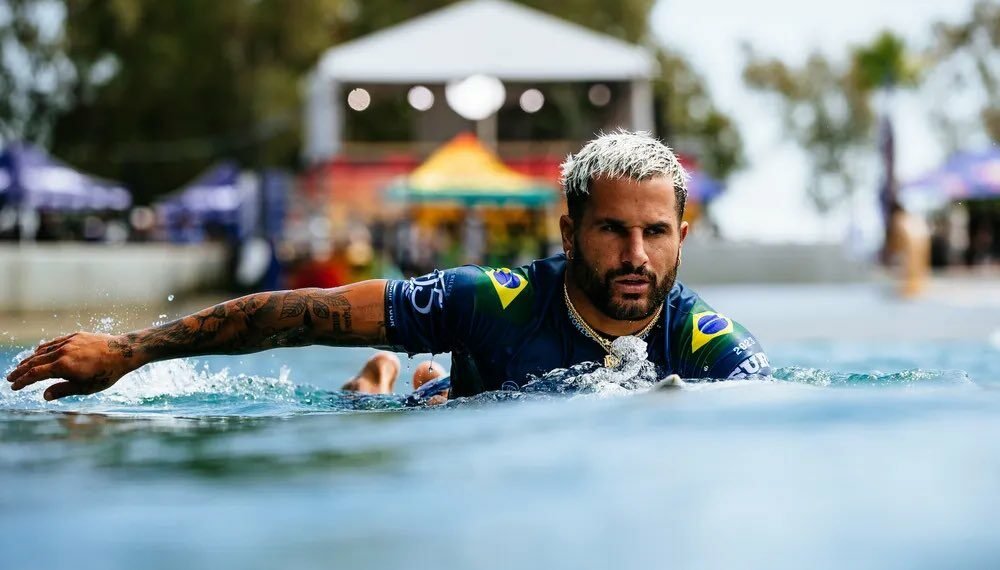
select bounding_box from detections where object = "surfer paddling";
[7,131,770,402]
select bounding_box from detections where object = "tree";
[741,31,916,212]
[924,0,1000,147]
[49,0,343,203]
[656,48,743,179]
[523,0,744,179]
[0,0,76,145]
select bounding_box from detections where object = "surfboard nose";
[653,374,685,391]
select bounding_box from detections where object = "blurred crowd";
[281,210,555,290]
[929,202,1000,268]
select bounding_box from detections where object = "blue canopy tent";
[157,161,259,243]
[259,169,290,241]
[0,143,131,211]
[687,170,724,203]
[902,148,1000,211]
[0,160,11,208]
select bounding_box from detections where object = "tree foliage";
[656,48,743,179]
[742,31,916,212]
[925,0,1000,146]
[50,0,343,203]
[0,0,74,145]
[742,1,1000,212]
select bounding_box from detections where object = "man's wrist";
[108,334,148,369]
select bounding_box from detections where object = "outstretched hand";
[5,333,138,401]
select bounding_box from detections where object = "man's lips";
[613,277,650,294]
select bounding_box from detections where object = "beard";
[569,237,678,321]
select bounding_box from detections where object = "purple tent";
[0,161,10,203]
[902,147,1000,210]
[157,162,245,223]
[156,161,259,242]
[0,143,131,211]
[687,170,724,202]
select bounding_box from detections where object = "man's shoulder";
[666,280,709,321]
[667,281,745,343]
[665,281,770,378]
[439,255,564,319]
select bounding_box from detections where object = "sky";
[650,0,982,244]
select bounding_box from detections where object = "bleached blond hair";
[560,130,689,221]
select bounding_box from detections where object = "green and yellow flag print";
[471,266,535,325]
[486,268,529,309]
[690,311,733,353]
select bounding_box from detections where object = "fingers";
[44,382,83,401]
[35,333,76,353]
[9,362,60,391]
[37,338,73,356]
[7,332,83,386]
[7,351,62,385]
[6,334,75,384]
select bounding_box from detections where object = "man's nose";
[621,228,650,269]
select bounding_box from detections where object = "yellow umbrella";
[388,133,556,206]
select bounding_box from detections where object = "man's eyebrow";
[595,218,673,229]
[646,221,672,230]
[594,217,626,226]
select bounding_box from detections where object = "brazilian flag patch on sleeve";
[691,311,733,352]
[486,268,529,309]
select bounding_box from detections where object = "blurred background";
[0,0,997,331]
[3,5,1000,567]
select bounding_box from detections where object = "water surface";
[2,323,1000,569]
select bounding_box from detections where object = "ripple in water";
[1,336,975,417]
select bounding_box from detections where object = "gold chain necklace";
[563,280,663,368]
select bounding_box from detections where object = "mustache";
[605,265,654,282]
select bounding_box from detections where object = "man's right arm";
[6,280,390,400]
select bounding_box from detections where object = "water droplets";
[95,317,118,334]
[773,366,973,387]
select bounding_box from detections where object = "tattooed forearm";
[107,282,389,365]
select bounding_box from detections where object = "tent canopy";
[902,148,1000,210]
[316,0,655,84]
[687,171,724,203]
[156,161,262,242]
[157,161,248,222]
[305,0,657,162]
[388,133,556,206]
[0,143,131,211]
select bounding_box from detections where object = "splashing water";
[0,335,977,417]
[1,353,413,416]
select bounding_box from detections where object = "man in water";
[6,131,771,402]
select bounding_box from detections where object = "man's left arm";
[706,320,772,379]
[674,315,772,380]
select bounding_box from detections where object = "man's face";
[561,175,688,321]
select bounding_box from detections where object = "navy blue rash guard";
[384,254,771,398]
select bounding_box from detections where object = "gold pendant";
[604,354,621,368]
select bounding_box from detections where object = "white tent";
[304,0,657,162]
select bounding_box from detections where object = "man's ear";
[678,220,689,265]
[559,215,575,258]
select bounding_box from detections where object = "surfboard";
[652,374,686,391]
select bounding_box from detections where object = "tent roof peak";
[316,0,656,83]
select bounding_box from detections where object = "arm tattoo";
[108,286,387,363]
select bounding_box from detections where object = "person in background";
[885,202,931,298]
